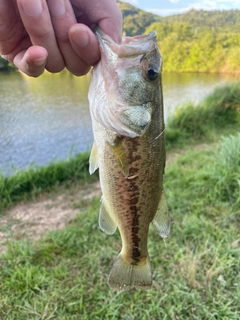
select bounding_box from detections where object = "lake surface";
[0,70,239,173]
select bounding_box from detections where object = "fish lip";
[122,31,157,45]
[94,26,157,45]
[94,27,158,58]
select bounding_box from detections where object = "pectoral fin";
[108,138,129,178]
[99,197,117,235]
[152,190,170,238]
[89,142,99,174]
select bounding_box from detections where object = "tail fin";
[108,254,152,291]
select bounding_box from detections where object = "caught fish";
[88,28,170,291]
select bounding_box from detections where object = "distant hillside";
[165,9,240,31]
[117,1,162,36]
[117,2,240,73]
[118,2,240,35]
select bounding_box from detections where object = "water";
[0,70,239,173]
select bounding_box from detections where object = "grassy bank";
[0,153,98,214]
[166,82,240,148]
[0,134,239,319]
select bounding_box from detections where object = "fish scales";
[88,28,170,291]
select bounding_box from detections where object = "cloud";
[169,0,180,3]
[121,0,139,5]
[146,8,190,16]
[186,0,240,10]
[147,0,240,16]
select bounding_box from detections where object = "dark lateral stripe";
[127,138,142,262]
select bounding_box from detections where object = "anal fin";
[99,197,117,235]
[152,190,171,238]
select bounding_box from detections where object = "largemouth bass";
[88,28,170,291]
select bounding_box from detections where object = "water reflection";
[0,70,239,173]
[0,71,92,173]
[162,72,240,119]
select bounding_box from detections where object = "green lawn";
[0,83,239,319]
[0,133,239,319]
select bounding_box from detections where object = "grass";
[0,134,239,319]
[166,82,240,148]
[209,134,240,207]
[0,83,239,319]
[0,152,98,215]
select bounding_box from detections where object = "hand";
[0,0,122,77]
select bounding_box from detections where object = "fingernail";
[48,0,66,17]
[72,26,89,47]
[21,0,43,17]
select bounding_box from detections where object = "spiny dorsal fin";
[89,142,99,174]
[99,197,117,235]
[108,139,129,178]
[152,190,171,238]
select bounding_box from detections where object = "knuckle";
[28,25,52,41]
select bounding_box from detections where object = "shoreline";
[1,68,240,75]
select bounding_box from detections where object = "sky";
[122,0,240,16]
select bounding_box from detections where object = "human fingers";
[68,24,100,72]
[0,0,47,76]
[0,0,23,56]
[67,0,122,70]
[97,1,122,44]
[17,0,65,73]
[70,0,122,43]
[47,0,90,76]
[13,46,48,77]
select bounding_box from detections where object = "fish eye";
[147,68,158,81]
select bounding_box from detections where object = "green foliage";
[127,7,240,73]
[0,56,10,70]
[165,9,240,31]
[147,17,240,73]
[203,83,240,125]
[0,153,98,213]
[209,134,240,206]
[117,1,161,36]
[167,102,206,138]
[0,56,16,71]
[166,83,240,147]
